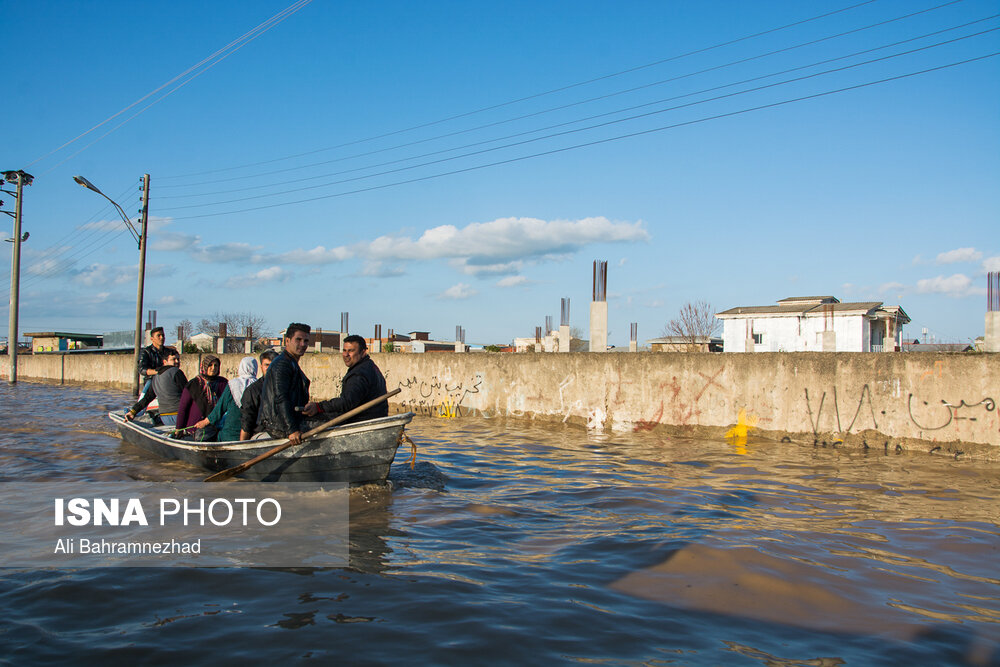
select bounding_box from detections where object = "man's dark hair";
[259,349,278,363]
[285,323,311,338]
[151,326,164,336]
[163,346,179,359]
[343,334,367,351]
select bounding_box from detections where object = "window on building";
[753,333,763,345]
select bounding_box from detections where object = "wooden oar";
[204,388,401,482]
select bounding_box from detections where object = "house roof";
[716,297,898,319]
[24,331,103,340]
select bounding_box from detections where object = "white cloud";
[936,247,982,264]
[366,217,648,263]
[439,283,477,300]
[191,242,261,264]
[983,256,1000,273]
[878,281,905,294]
[268,245,353,265]
[151,232,200,252]
[79,219,127,232]
[497,275,528,288]
[157,295,185,306]
[74,263,138,287]
[224,266,292,288]
[916,274,984,297]
[451,258,524,276]
[359,261,405,277]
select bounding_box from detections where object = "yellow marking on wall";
[437,400,458,419]
[725,408,758,452]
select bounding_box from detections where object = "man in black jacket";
[239,348,277,440]
[257,323,311,444]
[303,334,387,425]
[137,326,166,390]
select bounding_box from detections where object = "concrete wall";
[3,351,998,458]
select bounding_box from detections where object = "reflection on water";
[1,381,999,665]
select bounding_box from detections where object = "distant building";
[647,336,723,353]
[716,296,910,352]
[24,331,102,353]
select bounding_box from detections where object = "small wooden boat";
[108,411,415,483]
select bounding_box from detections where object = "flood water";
[1,380,998,666]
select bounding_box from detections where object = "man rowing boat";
[302,334,387,425]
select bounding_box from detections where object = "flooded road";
[1,380,998,665]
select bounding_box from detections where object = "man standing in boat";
[138,326,167,389]
[302,334,387,425]
[257,323,311,445]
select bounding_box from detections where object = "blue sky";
[3,0,998,346]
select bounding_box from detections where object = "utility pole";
[132,174,151,396]
[3,170,33,384]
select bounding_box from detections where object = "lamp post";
[73,174,150,396]
[3,170,33,384]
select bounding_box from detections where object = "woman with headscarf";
[176,354,228,440]
[195,356,258,442]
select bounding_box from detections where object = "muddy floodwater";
[1,380,998,665]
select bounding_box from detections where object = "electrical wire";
[27,0,314,175]
[159,0,888,181]
[160,52,999,221]
[153,30,999,213]
[154,16,1000,202]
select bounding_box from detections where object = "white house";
[716,296,910,353]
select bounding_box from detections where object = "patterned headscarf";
[189,354,224,416]
[228,356,258,407]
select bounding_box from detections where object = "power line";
[160,52,999,221]
[27,0,315,175]
[159,0,887,181]
[154,32,999,213]
[154,16,1000,202]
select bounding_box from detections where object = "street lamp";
[73,174,150,396]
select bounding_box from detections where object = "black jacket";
[240,377,265,435]
[257,352,310,438]
[138,344,164,380]
[317,356,387,424]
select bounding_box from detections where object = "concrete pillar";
[986,312,1000,352]
[589,301,607,352]
[313,339,323,353]
[244,339,252,354]
[559,324,570,353]
[629,340,637,352]
[215,337,226,354]
[371,339,382,353]
[454,342,467,353]
[745,321,754,353]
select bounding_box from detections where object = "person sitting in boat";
[257,323,311,445]
[302,334,387,425]
[137,326,167,393]
[175,354,228,441]
[239,348,277,440]
[192,355,258,442]
[125,347,185,425]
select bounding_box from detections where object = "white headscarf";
[228,356,258,407]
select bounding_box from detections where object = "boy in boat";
[302,334,387,425]
[125,347,186,425]
[137,326,167,391]
[257,323,312,445]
